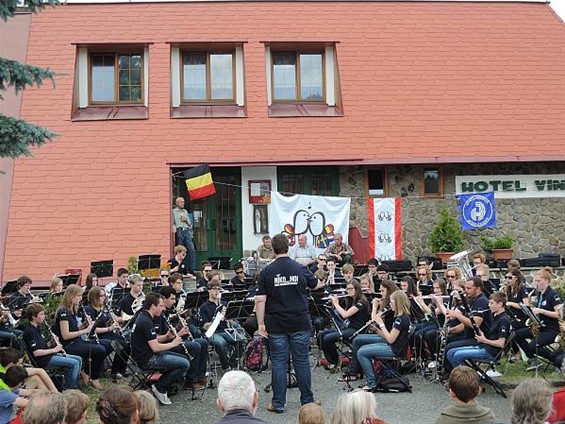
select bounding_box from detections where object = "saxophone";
[525,289,541,338]
[555,307,565,350]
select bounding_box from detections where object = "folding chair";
[463,332,515,398]
[117,341,164,391]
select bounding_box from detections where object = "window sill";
[268,103,343,118]
[171,105,246,119]
[71,106,148,121]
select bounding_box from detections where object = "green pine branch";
[0,114,58,158]
[0,58,55,99]
[0,0,60,21]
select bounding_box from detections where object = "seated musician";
[7,276,39,320]
[85,286,129,382]
[514,267,562,371]
[256,235,275,261]
[84,273,99,291]
[326,258,343,285]
[117,274,145,321]
[130,293,189,405]
[104,268,129,303]
[416,266,434,294]
[475,264,495,294]
[359,274,374,294]
[22,303,82,390]
[47,277,64,299]
[376,264,391,283]
[344,281,398,380]
[159,286,207,390]
[342,264,356,286]
[229,263,247,290]
[155,268,170,287]
[309,254,328,274]
[318,280,369,372]
[324,233,354,266]
[412,279,448,359]
[442,277,493,375]
[446,292,511,369]
[196,262,214,292]
[444,267,462,290]
[200,278,245,371]
[243,273,261,338]
[357,290,412,392]
[54,284,107,390]
[503,268,529,361]
[169,245,196,279]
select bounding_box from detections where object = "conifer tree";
[0,0,59,159]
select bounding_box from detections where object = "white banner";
[269,192,351,253]
[367,198,402,261]
[455,174,565,199]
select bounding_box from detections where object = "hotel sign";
[455,174,565,199]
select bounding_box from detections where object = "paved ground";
[158,356,512,424]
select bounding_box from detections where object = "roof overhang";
[62,0,548,4]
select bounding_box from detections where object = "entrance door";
[189,168,242,269]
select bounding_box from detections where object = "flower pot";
[436,252,455,266]
[492,248,513,261]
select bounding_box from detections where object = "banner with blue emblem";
[456,191,496,231]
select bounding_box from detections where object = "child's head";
[4,365,28,388]
[299,402,326,424]
[448,366,480,403]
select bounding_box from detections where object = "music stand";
[111,287,130,307]
[224,299,255,321]
[519,303,542,327]
[138,255,161,271]
[183,292,208,311]
[59,274,81,287]
[221,290,248,303]
[91,260,114,278]
[1,280,18,296]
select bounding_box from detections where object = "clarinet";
[164,315,193,360]
[435,292,454,379]
[46,324,67,356]
[80,304,100,344]
[458,291,482,336]
[104,298,125,337]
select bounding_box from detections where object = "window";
[265,43,342,117]
[171,44,246,118]
[182,52,234,102]
[272,52,323,102]
[90,53,143,104]
[278,167,339,197]
[73,45,149,121]
[424,167,443,197]
[367,168,386,197]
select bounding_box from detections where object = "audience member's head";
[217,370,259,416]
[448,365,480,403]
[62,390,88,424]
[96,386,140,424]
[22,391,67,424]
[511,378,553,424]
[331,390,378,424]
[134,390,159,424]
[299,402,326,424]
[3,364,27,388]
[0,346,21,367]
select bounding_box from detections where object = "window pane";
[300,53,323,101]
[210,54,233,100]
[91,54,115,102]
[424,168,440,194]
[273,52,296,100]
[368,169,384,196]
[183,52,207,100]
[117,54,142,102]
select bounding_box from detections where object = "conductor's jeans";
[514,327,559,360]
[147,351,190,394]
[269,331,314,411]
[64,339,107,380]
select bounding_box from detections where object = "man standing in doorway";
[256,234,324,414]
[172,197,196,275]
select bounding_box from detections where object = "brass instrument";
[447,250,475,280]
[122,293,145,323]
[525,288,541,338]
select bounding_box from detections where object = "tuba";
[447,250,475,280]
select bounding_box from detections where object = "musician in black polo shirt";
[515,267,563,370]
[22,303,82,390]
[442,277,492,373]
[200,276,245,371]
[130,293,189,405]
[7,276,38,319]
[117,274,144,319]
[446,291,511,368]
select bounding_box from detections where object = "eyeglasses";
[505,275,514,279]
[447,275,456,279]
[160,274,169,278]
[236,271,244,275]
[346,287,355,291]
[418,273,427,276]
[204,269,212,273]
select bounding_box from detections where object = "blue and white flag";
[456,191,496,231]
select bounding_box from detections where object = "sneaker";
[267,404,284,414]
[485,370,502,378]
[427,361,437,369]
[151,385,172,405]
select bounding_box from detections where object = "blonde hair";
[62,389,88,424]
[444,267,462,280]
[511,378,553,424]
[390,290,411,317]
[58,284,82,315]
[134,390,159,424]
[417,266,431,280]
[299,402,326,424]
[50,277,63,292]
[331,390,377,424]
[536,267,554,283]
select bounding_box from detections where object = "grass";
[495,357,563,387]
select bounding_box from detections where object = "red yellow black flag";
[184,164,216,200]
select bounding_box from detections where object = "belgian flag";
[184,164,216,200]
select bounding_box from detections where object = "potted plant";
[481,235,513,260]
[428,207,465,264]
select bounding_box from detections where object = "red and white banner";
[367,198,402,260]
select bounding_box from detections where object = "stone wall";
[340,162,565,263]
